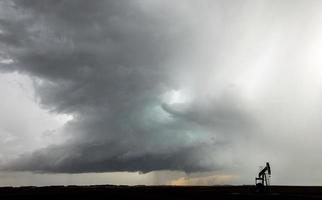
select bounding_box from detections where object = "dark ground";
[1,185,322,199]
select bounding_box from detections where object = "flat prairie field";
[1,185,322,199]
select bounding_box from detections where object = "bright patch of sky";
[0,73,71,162]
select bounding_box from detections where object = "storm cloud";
[0,0,254,173]
[2,0,322,185]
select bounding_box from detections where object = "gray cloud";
[0,0,253,173]
[7,1,322,186]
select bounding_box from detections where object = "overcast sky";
[1,0,322,186]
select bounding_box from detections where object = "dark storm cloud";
[0,0,252,173]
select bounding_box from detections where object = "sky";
[1,0,322,186]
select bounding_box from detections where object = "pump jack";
[255,162,271,187]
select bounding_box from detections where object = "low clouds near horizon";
[1,0,322,185]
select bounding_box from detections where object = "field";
[1,185,322,199]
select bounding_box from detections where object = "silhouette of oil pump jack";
[255,162,271,187]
